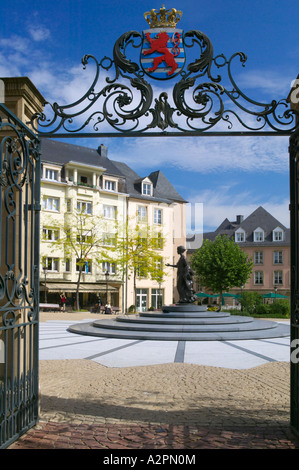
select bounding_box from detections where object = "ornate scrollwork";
[29,25,299,137]
[0,104,39,326]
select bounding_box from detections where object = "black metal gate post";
[0,103,41,449]
[290,128,299,433]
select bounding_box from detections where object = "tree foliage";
[191,235,253,305]
[45,210,105,310]
[100,217,167,306]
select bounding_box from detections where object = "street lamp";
[274,285,278,302]
[105,270,109,304]
[240,285,244,311]
[43,267,48,303]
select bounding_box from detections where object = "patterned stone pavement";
[7,313,299,451]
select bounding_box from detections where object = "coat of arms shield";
[140,28,185,80]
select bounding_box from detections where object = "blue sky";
[1,0,298,232]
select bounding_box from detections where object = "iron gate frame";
[0,103,41,448]
[1,6,299,447]
[29,13,299,437]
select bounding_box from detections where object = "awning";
[40,282,118,293]
[196,292,213,298]
[262,292,288,299]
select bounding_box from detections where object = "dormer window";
[254,227,264,242]
[235,228,245,242]
[273,227,284,242]
[44,166,60,181]
[141,178,153,196]
[105,180,115,191]
[45,169,58,181]
[103,176,118,192]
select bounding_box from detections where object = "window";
[254,271,264,285]
[65,258,71,272]
[254,251,263,265]
[151,289,163,309]
[102,261,116,274]
[254,228,264,242]
[137,206,147,222]
[105,180,116,191]
[137,257,148,278]
[80,176,88,184]
[43,227,59,241]
[45,168,58,181]
[142,182,152,196]
[235,230,245,242]
[153,257,163,274]
[76,231,92,244]
[274,271,283,285]
[103,204,117,219]
[273,251,283,264]
[153,232,164,249]
[76,258,92,273]
[102,233,116,246]
[43,197,60,212]
[42,257,59,272]
[273,228,284,241]
[77,200,92,215]
[154,208,162,224]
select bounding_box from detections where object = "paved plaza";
[8,314,299,450]
[39,318,291,369]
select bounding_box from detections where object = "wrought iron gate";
[0,103,40,448]
[1,5,299,447]
[28,5,299,436]
[290,129,299,434]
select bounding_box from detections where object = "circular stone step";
[116,314,254,325]
[68,307,290,341]
[68,320,289,341]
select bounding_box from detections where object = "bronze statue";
[166,246,197,304]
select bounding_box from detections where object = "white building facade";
[40,139,187,312]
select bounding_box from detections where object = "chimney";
[97,144,108,158]
[236,215,244,224]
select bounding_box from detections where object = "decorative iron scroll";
[0,103,41,448]
[0,105,41,323]
[29,14,298,137]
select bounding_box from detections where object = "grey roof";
[187,206,290,251]
[40,139,186,204]
[40,139,123,177]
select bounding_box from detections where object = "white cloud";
[109,134,289,175]
[28,26,51,42]
[187,185,290,232]
[235,69,293,97]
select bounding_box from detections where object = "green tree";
[99,217,167,311]
[191,234,253,306]
[45,210,105,311]
[239,291,263,315]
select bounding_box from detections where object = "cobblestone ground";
[8,360,299,449]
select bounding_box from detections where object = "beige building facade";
[1,76,187,313]
[39,139,187,312]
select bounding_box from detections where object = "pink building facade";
[187,206,290,300]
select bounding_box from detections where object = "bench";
[39,303,60,311]
[90,305,121,314]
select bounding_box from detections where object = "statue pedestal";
[162,303,207,313]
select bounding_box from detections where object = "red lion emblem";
[143,32,180,76]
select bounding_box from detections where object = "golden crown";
[144,5,183,29]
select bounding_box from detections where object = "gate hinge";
[26,203,41,211]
